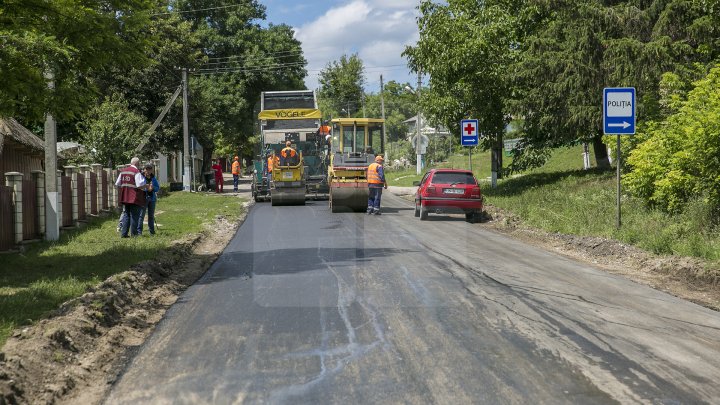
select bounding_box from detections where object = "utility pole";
[182,68,191,192]
[362,94,366,118]
[44,71,60,241]
[380,74,387,162]
[416,71,422,175]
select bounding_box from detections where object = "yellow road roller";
[328,118,385,212]
[271,151,306,206]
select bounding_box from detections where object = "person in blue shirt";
[138,163,161,235]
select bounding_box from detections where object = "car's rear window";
[430,172,477,185]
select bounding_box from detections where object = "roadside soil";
[3,183,719,404]
[0,198,252,405]
[389,187,720,312]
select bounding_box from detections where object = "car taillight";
[427,186,436,195]
[471,187,481,198]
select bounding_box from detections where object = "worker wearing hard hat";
[266,150,278,184]
[231,155,241,191]
[367,155,388,215]
[280,140,298,166]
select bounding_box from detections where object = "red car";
[414,169,484,222]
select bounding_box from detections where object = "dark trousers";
[138,199,156,235]
[120,203,142,237]
[368,187,383,211]
[233,174,239,191]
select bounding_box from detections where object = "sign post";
[603,87,636,229]
[460,119,479,173]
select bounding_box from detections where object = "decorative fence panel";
[76,173,86,221]
[21,179,38,240]
[0,185,13,251]
[61,176,73,227]
[89,172,98,215]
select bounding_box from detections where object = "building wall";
[0,140,43,179]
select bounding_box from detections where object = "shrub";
[624,65,720,218]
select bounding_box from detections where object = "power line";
[204,49,304,61]
[151,3,243,16]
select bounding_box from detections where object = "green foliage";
[77,94,149,168]
[0,0,155,121]
[318,54,365,119]
[624,65,720,216]
[364,80,417,142]
[404,0,516,149]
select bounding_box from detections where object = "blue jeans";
[233,174,239,190]
[368,187,383,211]
[138,199,156,235]
[120,203,142,237]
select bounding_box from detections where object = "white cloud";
[294,1,420,91]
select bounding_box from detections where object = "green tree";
[78,94,148,168]
[364,80,417,143]
[512,0,720,171]
[0,0,154,121]
[404,0,518,176]
[176,0,306,168]
[318,54,365,119]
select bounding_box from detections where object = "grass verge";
[0,192,245,347]
[482,147,720,266]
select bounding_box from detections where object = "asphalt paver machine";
[328,118,385,212]
[253,90,330,204]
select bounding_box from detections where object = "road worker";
[266,150,278,184]
[280,140,298,166]
[231,155,241,191]
[367,155,388,215]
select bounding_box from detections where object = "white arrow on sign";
[608,122,631,129]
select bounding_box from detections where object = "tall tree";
[176,0,306,167]
[317,54,366,119]
[404,0,518,175]
[0,0,154,122]
[364,80,417,142]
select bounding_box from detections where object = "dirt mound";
[0,208,248,405]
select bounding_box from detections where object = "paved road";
[106,192,720,404]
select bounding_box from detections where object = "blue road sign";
[460,119,479,146]
[604,87,636,135]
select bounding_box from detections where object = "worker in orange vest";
[266,150,278,184]
[231,156,241,191]
[280,140,298,166]
[367,155,388,215]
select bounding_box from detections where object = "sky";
[262,0,421,93]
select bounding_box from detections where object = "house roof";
[0,118,45,155]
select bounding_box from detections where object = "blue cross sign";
[603,87,636,135]
[460,119,479,146]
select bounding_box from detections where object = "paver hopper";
[328,118,385,213]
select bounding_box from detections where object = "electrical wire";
[151,4,245,16]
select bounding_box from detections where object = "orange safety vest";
[232,160,241,175]
[267,156,278,171]
[367,163,384,185]
[319,125,331,135]
[119,165,146,206]
[281,147,297,158]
